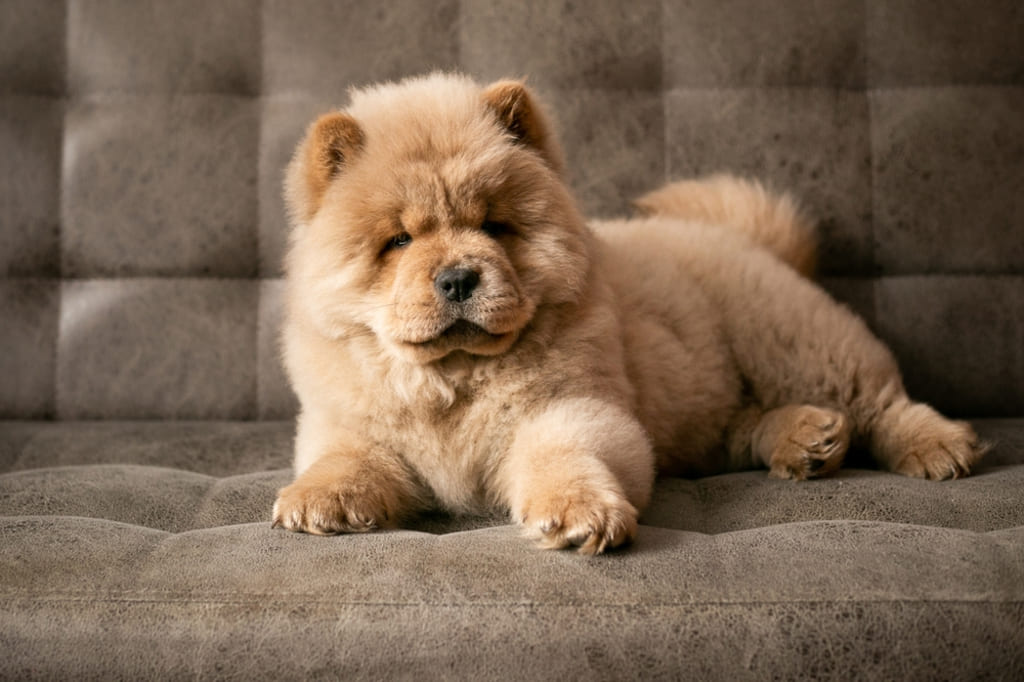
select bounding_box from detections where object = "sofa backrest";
[1,0,1021,420]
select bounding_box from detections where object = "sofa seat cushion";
[2,420,1023,678]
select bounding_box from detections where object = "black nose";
[435,268,480,303]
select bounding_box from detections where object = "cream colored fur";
[273,73,986,553]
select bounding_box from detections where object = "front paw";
[518,485,638,555]
[272,478,396,535]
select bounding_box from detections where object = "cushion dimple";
[0,464,287,533]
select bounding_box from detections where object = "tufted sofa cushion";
[2,420,1023,678]
[2,0,1023,678]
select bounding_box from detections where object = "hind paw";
[757,406,852,480]
[874,401,989,480]
[891,413,986,479]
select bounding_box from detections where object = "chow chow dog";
[272,73,985,553]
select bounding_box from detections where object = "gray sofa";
[2,1,1023,678]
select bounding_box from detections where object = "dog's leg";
[496,398,655,554]
[273,447,423,534]
[867,397,986,479]
[727,271,986,479]
[273,415,425,534]
[688,240,987,479]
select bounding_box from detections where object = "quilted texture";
[1,0,1023,678]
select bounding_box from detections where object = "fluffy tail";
[634,174,818,277]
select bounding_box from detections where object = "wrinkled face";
[290,138,589,365]
[360,153,545,363]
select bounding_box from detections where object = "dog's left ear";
[482,80,565,176]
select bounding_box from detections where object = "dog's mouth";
[391,292,535,362]
[417,319,507,346]
[402,318,519,360]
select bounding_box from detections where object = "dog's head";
[284,74,590,364]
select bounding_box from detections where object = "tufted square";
[875,276,1024,417]
[540,88,665,217]
[0,280,59,417]
[56,279,258,419]
[0,96,62,276]
[0,0,66,95]
[67,0,260,95]
[262,0,459,95]
[62,94,258,277]
[871,87,1024,275]
[867,0,1024,86]
[461,0,662,90]
[258,279,298,419]
[666,88,872,275]
[664,0,867,88]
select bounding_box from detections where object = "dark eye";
[382,232,412,254]
[482,220,512,238]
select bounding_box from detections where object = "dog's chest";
[380,391,513,512]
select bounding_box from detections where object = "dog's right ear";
[285,112,364,223]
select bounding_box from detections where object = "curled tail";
[634,174,818,277]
